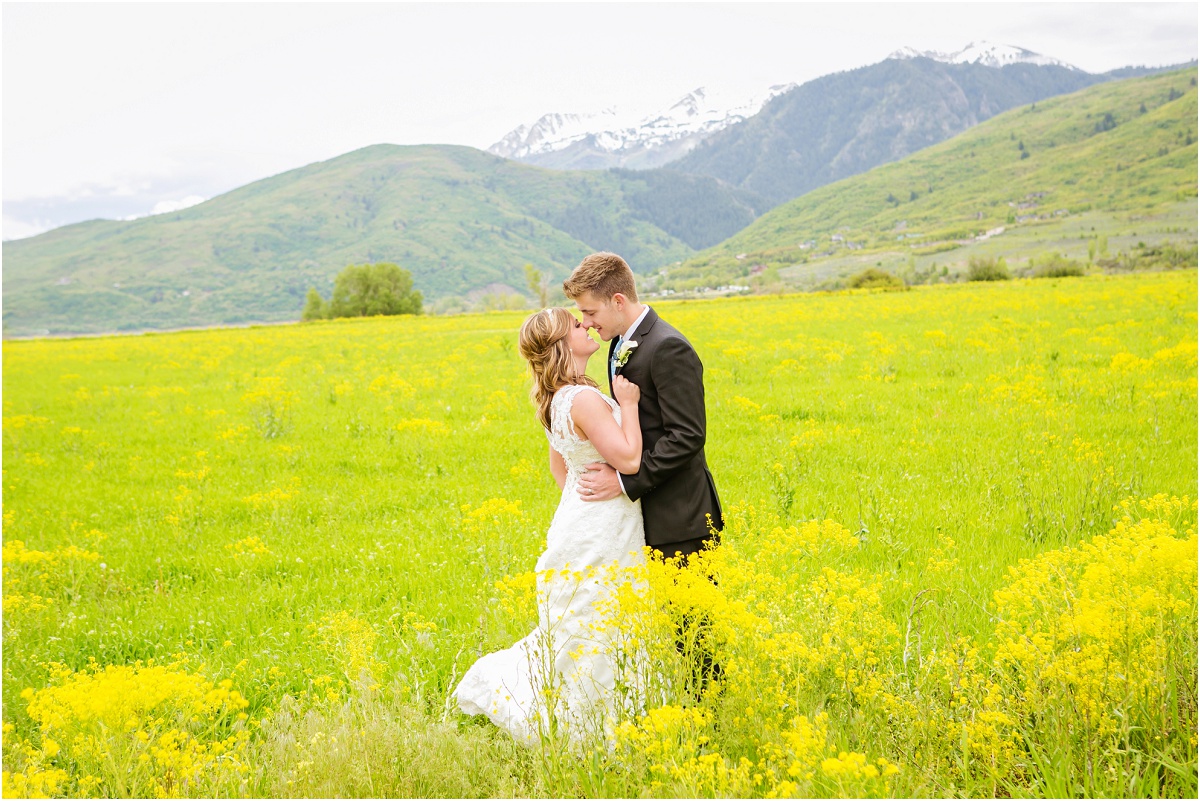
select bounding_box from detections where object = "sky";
[3,1,1197,240]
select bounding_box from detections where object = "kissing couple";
[454,251,725,745]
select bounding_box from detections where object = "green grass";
[2,271,1196,796]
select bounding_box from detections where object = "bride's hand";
[613,375,640,405]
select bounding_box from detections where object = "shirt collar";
[620,305,651,343]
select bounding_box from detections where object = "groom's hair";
[563,252,638,303]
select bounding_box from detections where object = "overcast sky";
[3,1,1196,240]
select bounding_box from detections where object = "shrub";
[966,256,1011,282]
[1031,252,1086,278]
[846,268,905,290]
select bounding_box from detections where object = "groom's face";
[574,291,626,342]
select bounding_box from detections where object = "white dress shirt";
[612,305,651,494]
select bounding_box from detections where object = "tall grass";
[3,271,1196,797]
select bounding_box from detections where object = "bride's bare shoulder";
[568,385,609,410]
[564,385,614,434]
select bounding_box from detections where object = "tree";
[524,262,550,308]
[328,262,422,318]
[301,287,328,321]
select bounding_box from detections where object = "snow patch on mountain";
[888,40,1080,71]
[489,84,795,161]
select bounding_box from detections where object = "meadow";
[2,270,1196,797]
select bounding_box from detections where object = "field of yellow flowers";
[3,270,1197,798]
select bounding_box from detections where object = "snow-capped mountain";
[888,40,1079,70]
[489,84,796,170]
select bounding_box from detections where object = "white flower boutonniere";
[615,340,638,367]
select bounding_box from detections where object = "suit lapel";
[613,307,658,381]
[633,307,658,343]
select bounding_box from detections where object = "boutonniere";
[615,340,638,367]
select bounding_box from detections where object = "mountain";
[664,67,1197,290]
[488,85,794,170]
[665,57,1124,208]
[887,40,1079,69]
[1,145,758,336]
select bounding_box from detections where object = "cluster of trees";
[302,262,422,321]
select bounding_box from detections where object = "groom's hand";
[578,462,622,502]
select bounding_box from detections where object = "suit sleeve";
[620,336,705,502]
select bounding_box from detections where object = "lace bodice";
[546,384,620,478]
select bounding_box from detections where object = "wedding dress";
[454,384,646,746]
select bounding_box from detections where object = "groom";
[564,251,723,560]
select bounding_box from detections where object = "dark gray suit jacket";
[609,308,723,548]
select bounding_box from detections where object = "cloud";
[150,195,206,215]
[119,195,208,221]
[2,214,56,241]
[5,186,213,240]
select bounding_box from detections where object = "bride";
[454,307,646,746]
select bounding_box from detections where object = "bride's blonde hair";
[518,307,599,431]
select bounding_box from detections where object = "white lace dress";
[454,385,646,746]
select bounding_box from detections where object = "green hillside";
[2,145,756,336]
[665,68,1197,291]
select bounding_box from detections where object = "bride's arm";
[548,443,566,491]
[570,383,642,474]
